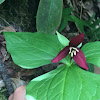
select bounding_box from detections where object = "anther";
[69,47,79,57]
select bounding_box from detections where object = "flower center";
[69,47,79,57]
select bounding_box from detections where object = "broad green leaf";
[36,0,63,34]
[58,8,72,32]
[26,64,100,100]
[4,32,64,69]
[82,41,100,67]
[56,31,69,46]
[0,0,5,4]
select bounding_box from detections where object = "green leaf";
[36,0,63,34]
[90,18,100,29]
[77,43,82,48]
[26,64,100,100]
[88,13,96,23]
[90,28,100,41]
[4,32,63,69]
[58,8,72,32]
[82,41,100,67]
[86,17,100,41]
[70,15,89,33]
[0,0,5,4]
[56,31,69,46]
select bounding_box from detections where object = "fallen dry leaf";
[0,26,16,33]
[0,47,10,62]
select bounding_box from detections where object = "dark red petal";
[69,34,84,47]
[73,48,88,70]
[52,46,69,63]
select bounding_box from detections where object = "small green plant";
[59,8,100,41]
[3,0,100,100]
[0,88,7,100]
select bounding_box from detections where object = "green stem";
[61,55,72,67]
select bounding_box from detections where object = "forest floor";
[0,0,100,99]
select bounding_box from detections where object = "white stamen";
[74,51,76,56]
[71,51,74,57]
[69,47,79,57]
[75,49,79,52]
[69,49,71,54]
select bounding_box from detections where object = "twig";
[0,60,14,95]
[80,0,83,19]
[0,16,10,26]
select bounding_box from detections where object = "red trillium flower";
[52,34,89,70]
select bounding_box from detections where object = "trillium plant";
[52,33,88,70]
[3,0,100,100]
